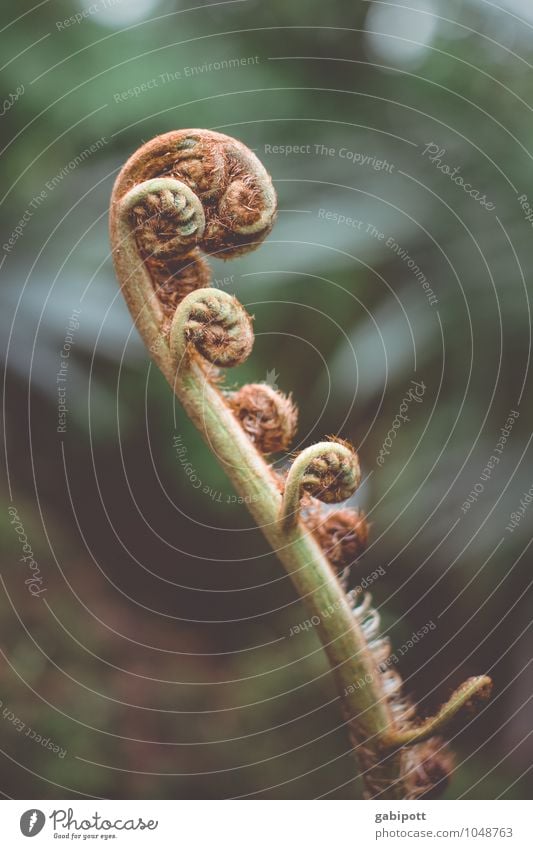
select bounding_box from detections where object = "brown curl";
[305,507,369,572]
[227,383,298,454]
[110,130,277,320]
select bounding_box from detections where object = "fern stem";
[111,175,402,798]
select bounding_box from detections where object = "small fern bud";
[299,441,361,503]
[170,288,254,368]
[227,383,298,454]
[280,439,361,531]
[305,507,369,572]
[131,183,205,261]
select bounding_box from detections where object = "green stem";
[383,676,493,749]
[176,361,404,796]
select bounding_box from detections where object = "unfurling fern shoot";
[110,129,491,799]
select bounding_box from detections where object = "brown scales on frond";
[305,507,369,574]
[403,738,454,799]
[116,130,276,316]
[227,383,298,454]
[183,293,254,368]
[301,447,360,503]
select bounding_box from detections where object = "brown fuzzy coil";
[305,507,369,573]
[227,383,298,454]
[131,186,203,261]
[183,292,254,368]
[301,443,361,503]
[112,130,277,320]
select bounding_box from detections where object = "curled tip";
[111,130,277,321]
[129,178,205,262]
[384,675,493,749]
[305,507,368,574]
[170,288,254,368]
[170,129,276,255]
[227,383,298,454]
[280,439,361,532]
[299,440,361,503]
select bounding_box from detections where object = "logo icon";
[265,368,279,390]
[20,809,45,837]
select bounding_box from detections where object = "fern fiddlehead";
[110,129,492,799]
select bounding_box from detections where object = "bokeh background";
[1,0,532,799]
